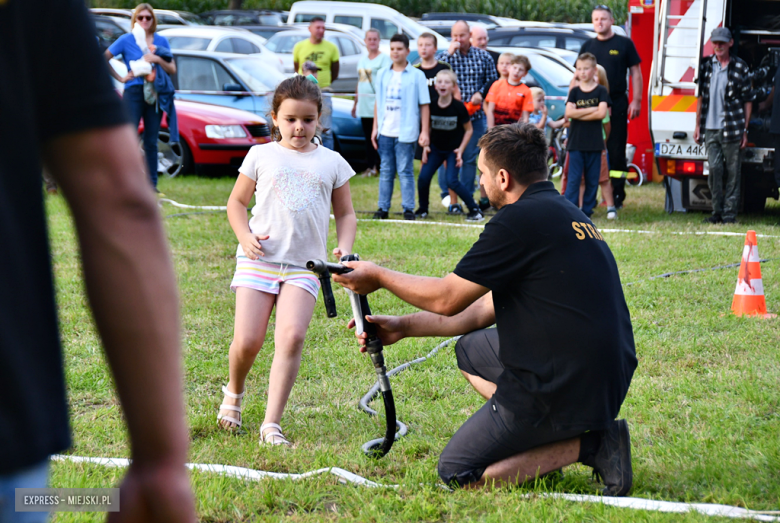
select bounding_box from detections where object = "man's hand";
[448,40,461,56]
[347,315,407,351]
[332,260,382,295]
[470,92,483,106]
[628,99,641,120]
[693,125,701,144]
[239,232,269,260]
[741,131,749,149]
[108,463,196,523]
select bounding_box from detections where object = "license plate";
[655,143,705,157]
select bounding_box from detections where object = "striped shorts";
[230,257,320,298]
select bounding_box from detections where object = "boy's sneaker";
[607,207,617,220]
[441,195,451,207]
[403,209,416,221]
[703,214,722,224]
[465,209,484,222]
[722,217,737,224]
[414,208,429,219]
[373,209,388,220]
[581,419,633,497]
[478,197,491,212]
[447,204,464,215]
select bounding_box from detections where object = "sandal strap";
[260,422,283,434]
[217,414,242,427]
[222,385,245,399]
[219,404,242,413]
[260,423,291,445]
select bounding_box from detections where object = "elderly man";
[437,20,499,212]
[580,5,642,209]
[293,17,340,149]
[334,124,636,494]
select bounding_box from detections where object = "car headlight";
[205,125,247,139]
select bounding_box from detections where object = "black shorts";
[438,328,582,487]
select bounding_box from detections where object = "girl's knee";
[232,336,264,357]
[274,330,307,355]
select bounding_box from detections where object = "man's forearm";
[375,268,468,316]
[44,126,189,465]
[400,293,495,338]
[631,66,643,104]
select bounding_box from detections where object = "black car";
[201,10,285,27]
[238,25,292,41]
[92,14,128,52]
[487,26,593,53]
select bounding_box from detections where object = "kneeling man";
[334,123,637,494]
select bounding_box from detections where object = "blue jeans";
[0,460,50,523]
[566,150,601,216]
[124,85,162,188]
[459,115,487,194]
[320,95,334,150]
[377,135,416,211]
[418,145,478,212]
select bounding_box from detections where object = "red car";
[139,99,272,177]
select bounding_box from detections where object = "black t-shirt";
[430,99,470,151]
[454,182,637,432]
[567,85,611,152]
[580,35,641,99]
[414,60,452,104]
[0,0,127,473]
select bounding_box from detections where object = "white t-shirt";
[236,141,355,267]
[380,70,403,137]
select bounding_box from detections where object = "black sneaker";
[447,204,464,215]
[403,210,416,221]
[581,419,633,496]
[703,214,722,224]
[478,197,491,212]
[465,209,484,222]
[415,208,429,219]
[373,209,388,220]
[722,217,737,224]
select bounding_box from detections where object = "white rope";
[52,455,779,520]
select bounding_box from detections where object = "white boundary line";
[53,455,779,520]
[158,199,780,238]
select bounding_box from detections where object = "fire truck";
[649,0,779,213]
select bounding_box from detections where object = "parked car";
[487,26,595,53]
[487,46,575,120]
[264,28,367,92]
[159,27,285,72]
[165,50,365,164]
[92,14,129,52]
[418,20,496,40]
[90,8,205,28]
[567,22,626,37]
[201,10,286,26]
[288,1,448,48]
[238,25,292,41]
[420,12,506,26]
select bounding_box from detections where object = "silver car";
[264,29,367,92]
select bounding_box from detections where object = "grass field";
[46,169,780,522]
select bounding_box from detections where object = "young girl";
[416,70,480,221]
[218,75,357,446]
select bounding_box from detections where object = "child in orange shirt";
[485,55,535,128]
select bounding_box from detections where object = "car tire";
[156,130,191,178]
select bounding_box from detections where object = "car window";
[157,13,183,25]
[214,39,234,53]
[370,18,399,39]
[265,34,305,54]
[249,28,280,40]
[179,12,205,25]
[509,34,557,48]
[167,36,211,51]
[334,15,363,28]
[294,14,326,23]
[523,72,540,88]
[176,56,237,91]
[525,54,574,88]
[490,36,509,45]
[94,19,125,48]
[565,37,587,52]
[226,57,287,92]
[258,14,284,25]
[333,36,358,56]
[233,38,261,54]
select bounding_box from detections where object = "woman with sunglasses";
[105,3,176,191]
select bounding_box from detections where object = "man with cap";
[694,27,754,224]
[580,5,642,210]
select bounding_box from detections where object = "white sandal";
[260,422,292,446]
[217,385,245,430]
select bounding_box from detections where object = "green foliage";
[89,0,627,24]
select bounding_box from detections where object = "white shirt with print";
[380,70,403,137]
[237,141,355,267]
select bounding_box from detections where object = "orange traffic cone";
[731,230,776,318]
